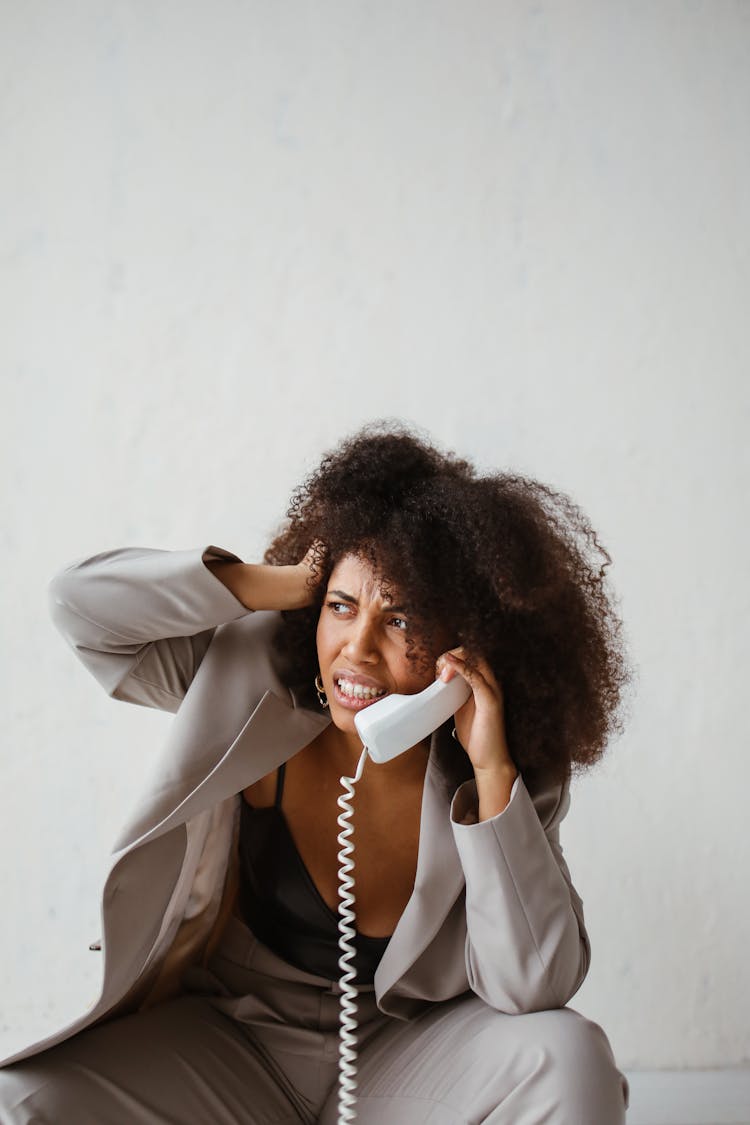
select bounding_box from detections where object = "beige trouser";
[0,914,629,1123]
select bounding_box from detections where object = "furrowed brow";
[328,589,408,613]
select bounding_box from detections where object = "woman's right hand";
[288,540,327,609]
[205,541,326,612]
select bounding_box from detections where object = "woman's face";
[315,553,442,735]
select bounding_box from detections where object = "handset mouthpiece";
[354,675,472,764]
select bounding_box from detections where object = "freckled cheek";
[393,657,433,695]
[315,622,351,682]
[407,675,436,696]
[398,640,439,687]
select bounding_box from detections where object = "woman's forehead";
[326,553,400,601]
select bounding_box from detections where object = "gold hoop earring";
[315,673,329,709]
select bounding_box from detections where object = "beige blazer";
[1,544,590,1068]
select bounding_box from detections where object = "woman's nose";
[342,618,380,663]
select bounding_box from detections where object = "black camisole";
[237,761,392,985]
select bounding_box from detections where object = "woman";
[0,421,631,1123]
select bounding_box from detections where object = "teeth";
[336,678,386,699]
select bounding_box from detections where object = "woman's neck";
[310,725,431,792]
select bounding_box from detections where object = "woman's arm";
[48,544,316,712]
[203,546,317,611]
[436,648,589,1014]
[450,772,590,1015]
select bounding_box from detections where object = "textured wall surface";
[1,1,748,1070]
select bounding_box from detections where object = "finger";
[441,651,503,702]
[438,651,483,690]
[435,649,465,680]
[467,654,502,694]
[300,541,326,573]
[450,649,500,687]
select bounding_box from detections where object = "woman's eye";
[327,601,349,615]
[390,617,408,631]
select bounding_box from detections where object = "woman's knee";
[553,1010,627,1106]
[458,1008,629,1120]
[515,1008,628,1122]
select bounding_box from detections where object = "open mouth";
[333,678,388,710]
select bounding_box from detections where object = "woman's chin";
[329,704,365,732]
[327,691,388,740]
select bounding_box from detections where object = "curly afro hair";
[264,419,633,797]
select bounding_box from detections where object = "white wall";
[1,0,748,1070]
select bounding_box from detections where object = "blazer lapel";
[112,690,331,854]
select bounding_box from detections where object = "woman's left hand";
[436,648,517,780]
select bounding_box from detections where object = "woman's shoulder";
[209,608,288,675]
[521,765,572,831]
[194,609,301,711]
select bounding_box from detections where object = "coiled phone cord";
[336,745,369,1124]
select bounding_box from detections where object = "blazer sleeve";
[47,544,252,713]
[449,770,590,1014]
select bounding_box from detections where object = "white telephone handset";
[335,674,472,1124]
[353,673,472,762]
